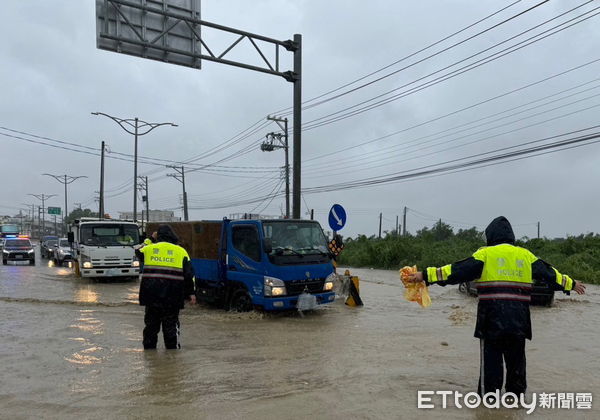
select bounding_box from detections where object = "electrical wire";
[301,4,600,131]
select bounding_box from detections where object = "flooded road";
[0,249,598,419]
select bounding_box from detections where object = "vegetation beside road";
[337,221,600,285]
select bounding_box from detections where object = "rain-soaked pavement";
[0,246,598,419]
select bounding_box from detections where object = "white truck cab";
[68,218,140,278]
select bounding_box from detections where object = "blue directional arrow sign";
[328,204,347,232]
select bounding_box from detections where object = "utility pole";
[537,222,540,239]
[310,209,314,220]
[396,215,399,236]
[92,112,177,222]
[402,206,407,237]
[43,173,87,234]
[379,212,383,239]
[138,176,149,229]
[261,115,290,218]
[28,194,57,238]
[167,166,189,221]
[99,141,108,218]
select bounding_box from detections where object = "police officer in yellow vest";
[409,216,586,397]
[137,225,196,349]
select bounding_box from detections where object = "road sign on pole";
[328,204,347,232]
[48,207,61,215]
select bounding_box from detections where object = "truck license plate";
[296,292,318,311]
[106,268,121,276]
[15,255,23,259]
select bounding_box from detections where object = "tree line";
[337,221,600,284]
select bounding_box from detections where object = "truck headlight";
[83,262,93,269]
[131,260,140,267]
[3,249,9,254]
[324,273,337,291]
[81,254,93,269]
[264,276,286,297]
[28,249,35,254]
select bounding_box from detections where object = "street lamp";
[43,174,87,234]
[28,193,57,238]
[92,112,177,222]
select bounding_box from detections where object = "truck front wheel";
[229,288,253,312]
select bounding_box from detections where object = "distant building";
[119,210,181,222]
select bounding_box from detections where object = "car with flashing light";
[40,236,59,259]
[2,237,35,265]
[51,238,73,265]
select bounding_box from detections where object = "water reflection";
[74,287,99,304]
[66,310,105,368]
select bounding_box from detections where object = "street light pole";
[28,193,57,238]
[92,112,177,222]
[43,174,87,234]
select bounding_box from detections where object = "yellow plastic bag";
[400,265,431,307]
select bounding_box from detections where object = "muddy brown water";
[0,251,598,419]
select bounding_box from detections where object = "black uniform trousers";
[143,306,180,349]
[477,336,526,396]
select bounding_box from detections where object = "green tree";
[65,208,99,225]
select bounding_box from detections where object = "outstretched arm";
[532,259,586,295]
[410,257,484,287]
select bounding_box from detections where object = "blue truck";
[146,219,337,311]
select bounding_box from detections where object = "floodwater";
[0,249,598,419]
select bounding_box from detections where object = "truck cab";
[146,219,336,311]
[69,218,140,278]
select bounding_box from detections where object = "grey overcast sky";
[1,0,600,239]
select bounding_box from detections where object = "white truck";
[68,218,140,278]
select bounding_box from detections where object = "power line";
[302,129,600,194]
[303,63,600,165]
[301,3,600,131]
[298,0,555,113]
[270,0,526,115]
[303,91,600,178]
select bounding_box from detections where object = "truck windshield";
[262,221,329,256]
[1,225,19,236]
[80,224,139,246]
[59,240,70,247]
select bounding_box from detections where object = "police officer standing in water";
[136,224,196,349]
[408,216,586,398]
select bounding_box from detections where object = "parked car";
[2,237,35,265]
[459,279,555,306]
[51,238,73,265]
[40,236,59,259]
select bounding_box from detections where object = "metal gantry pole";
[100,141,106,218]
[292,33,302,219]
[134,118,139,222]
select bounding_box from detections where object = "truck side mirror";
[67,232,74,244]
[262,238,273,254]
